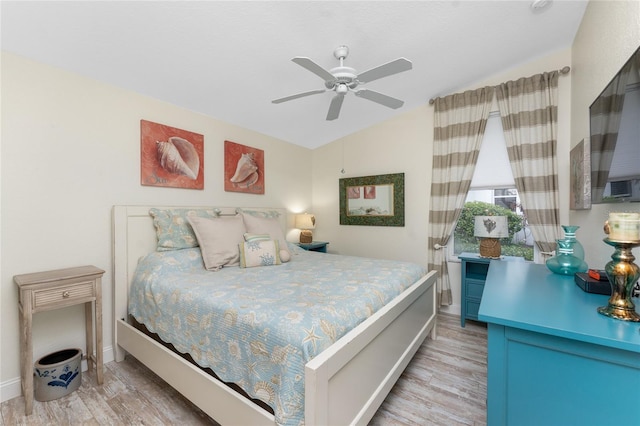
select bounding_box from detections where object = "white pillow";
[238,240,281,268]
[239,212,291,262]
[187,215,246,271]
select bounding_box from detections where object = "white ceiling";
[1,1,588,149]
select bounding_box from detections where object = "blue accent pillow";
[149,208,219,251]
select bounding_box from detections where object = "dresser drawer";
[466,279,485,299]
[32,280,96,310]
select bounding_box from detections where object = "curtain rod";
[428,65,571,105]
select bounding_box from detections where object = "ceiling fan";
[272,45,412,121]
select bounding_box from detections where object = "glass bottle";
[546,239,588,276]
[561,225,585,260]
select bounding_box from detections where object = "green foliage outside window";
[454,201,533,261]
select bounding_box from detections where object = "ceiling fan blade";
[355,89,404,109]
[326,94,345,121]
[357,58,412,83]
[272,89,326,104]
[292,57,336,82]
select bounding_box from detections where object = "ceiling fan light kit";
[272,45,412,121]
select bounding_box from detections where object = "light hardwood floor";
[1,313,487,425]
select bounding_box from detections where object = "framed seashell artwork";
[140,120,204,189]
[224,140,265,194]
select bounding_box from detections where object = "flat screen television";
[589,46,640,203]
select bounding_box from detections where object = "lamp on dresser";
[474,215,508,258]
[295,213,316,243]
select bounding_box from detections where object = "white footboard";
[305,271,437,425]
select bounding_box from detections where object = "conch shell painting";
[140,120,204,189]
[230,152,259,186]
[156,137,200,180]
[224,140,265,194]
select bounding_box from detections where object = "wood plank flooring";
[1,313,487,425]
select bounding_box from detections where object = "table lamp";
[295,213,316,243]
[474,215,509,258]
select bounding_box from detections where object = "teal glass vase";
[546,239,588,276]
[561,225,585,260]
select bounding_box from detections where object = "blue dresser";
[479,261,640,426]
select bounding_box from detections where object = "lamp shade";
[474,216,509,238]
[295,213,316,230]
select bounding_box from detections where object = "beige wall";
[0,52,313,398]
[312,48,573,316]
[311,105,432,265]
[570,0,640,268]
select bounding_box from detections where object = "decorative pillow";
[238,208,282,219]
[239,211,291,262]
[187,215,246,271]
[243,233,271,242]
[279,249,291,263]
[149,208,219,251]
[238,240,282,268]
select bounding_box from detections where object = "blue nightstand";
[296,241,329,253]
[459,252,523,327]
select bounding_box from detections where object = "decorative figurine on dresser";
[600,212,640,321]
[546,224,588,276]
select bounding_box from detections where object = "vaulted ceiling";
[1,1,588,149]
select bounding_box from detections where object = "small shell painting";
[224,140,264,194]
[141,120,204,189]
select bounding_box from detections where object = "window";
[450,113,534,261]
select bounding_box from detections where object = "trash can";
[34,348,82,401]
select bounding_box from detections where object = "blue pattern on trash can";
[35,364,79,389]
[34,348,82,401]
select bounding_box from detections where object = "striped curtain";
[495,72,560,258]
[590,60,634,202]
[428,87,494,306]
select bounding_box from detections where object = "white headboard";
[111,205,288,325]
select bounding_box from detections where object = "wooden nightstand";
[14,265,105,415]
[296,241,329,253]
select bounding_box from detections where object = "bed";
[112,205,437,425]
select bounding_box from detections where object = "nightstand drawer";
[466,279,485,299]
[466,299,481,319]
[33,280,95,309]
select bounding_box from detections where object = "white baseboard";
[0,377,22,404]
[0,346,114,404]
[439,304,461,316]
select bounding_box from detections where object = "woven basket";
[479,238,501,258]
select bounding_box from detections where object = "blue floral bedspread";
[129,244,426,426]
